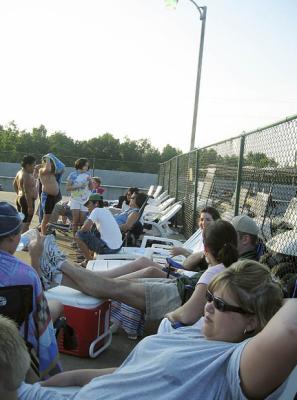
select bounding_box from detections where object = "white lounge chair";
[152,185,163,199]
[147,185,155,196]
[143,202,182,237]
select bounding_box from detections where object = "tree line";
[0,122,182,173]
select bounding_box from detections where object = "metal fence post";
[192,149,200,233]
[175,156,179,201]
[92,157,96,177]
[168,159,172,195]
[234,135,246,216]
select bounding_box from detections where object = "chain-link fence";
[159,115,297,264]
[0,151,159,174]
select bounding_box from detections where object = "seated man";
[76,194,123,265]
[0,202,61,380]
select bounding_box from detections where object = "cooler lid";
[45,285,103,308]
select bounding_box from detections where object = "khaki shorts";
[140,278,182,320]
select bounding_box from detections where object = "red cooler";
[46,286,112,358]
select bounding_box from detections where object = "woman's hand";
[169,246,184,257]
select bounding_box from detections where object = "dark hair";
[200,206,220,221]
[134,192,148,209]
[90,199,104,208]
[74,158,89,170]
[21,155,36,168]
[127,187,139,195]
[203,220,238,267]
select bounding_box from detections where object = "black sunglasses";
[206,290,252,315]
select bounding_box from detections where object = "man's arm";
[13,175,18,193]
[240,299,297,399]
[79,218,94,232]
[41,368,116,387]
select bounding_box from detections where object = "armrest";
[141,235,182,248]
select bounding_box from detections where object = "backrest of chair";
[153,185,163,198]
[182,229,202,250]
[147,185,155,196]
[159,203,182,224]
[198,167,216,202]
[250,192,270,217]
[159,197,175,211]
[283,197,297,225]
[0,285,33,342]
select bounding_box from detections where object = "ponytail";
[203,220,238,267]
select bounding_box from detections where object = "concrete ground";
[0,191,163,371]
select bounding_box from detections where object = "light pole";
[165,0,207,151]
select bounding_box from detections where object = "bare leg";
[76,235,92,261]
[97,257,164,278]
[48,299,64,323]
[41,214,50,235]
[71,209,80,241]
[60,261,146,311]
[114,266,167,280]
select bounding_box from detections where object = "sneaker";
[40,235,66,289]
[48,222,71,232]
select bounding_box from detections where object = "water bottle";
[16,229,38,251]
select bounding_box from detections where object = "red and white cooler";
[46,286,112,358]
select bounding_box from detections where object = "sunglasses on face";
[206,290,252,315]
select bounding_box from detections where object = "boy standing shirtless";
[36,154,64,235]
[13,155,37,232]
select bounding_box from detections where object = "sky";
[0,0,296,153]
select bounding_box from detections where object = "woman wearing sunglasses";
[25,260,296,400]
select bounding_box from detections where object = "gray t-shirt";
[18,327,289,400]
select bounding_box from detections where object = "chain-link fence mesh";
[158,115,297,268]
[0,151,159,174]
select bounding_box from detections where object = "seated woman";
[18,261,296,400]
[114,192,147,233]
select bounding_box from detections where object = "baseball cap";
[231,215,259,236]
[0,202,24,237]
[84,194,103,205]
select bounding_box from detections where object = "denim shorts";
[76,230,120,254]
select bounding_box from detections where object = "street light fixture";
[165,0,207,151]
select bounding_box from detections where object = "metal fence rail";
[158,115,297,263]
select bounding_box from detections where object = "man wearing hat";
[231,214,260,261]
[0,202,61,379]
[76,194,122,266]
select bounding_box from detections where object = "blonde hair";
[208,260,283,333]
[0,315,30,390]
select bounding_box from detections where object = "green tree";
[245,152,278,168]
